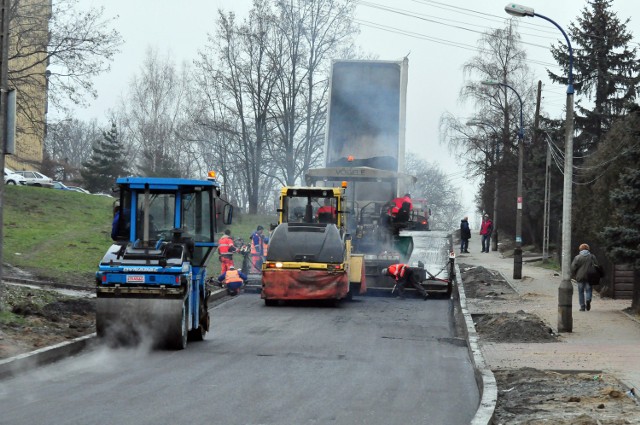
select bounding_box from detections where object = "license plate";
[126,275,145,283]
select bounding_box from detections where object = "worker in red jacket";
[382,263,428,300]
[316,198,337,223]
[217,229,236,274]
[387,193,413,223]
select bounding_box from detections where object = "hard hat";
[229,265,235,270]
[381,268,388,275]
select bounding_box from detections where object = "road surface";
[0,231,479,425]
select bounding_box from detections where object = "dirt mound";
[494,368,640,424]
[473,311,557,343]
[0,285,95,359]
[459,264,517,299]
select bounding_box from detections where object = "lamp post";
[482,80,524,280]
[505,3,575,332]
[466,120,500,252]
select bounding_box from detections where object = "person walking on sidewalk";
[479,214,493,253]
[460,216,471,253]
[571,243,601,311]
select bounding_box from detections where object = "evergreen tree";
[548,0,640,152]
[599,107,640,311]
[80,123,129,193]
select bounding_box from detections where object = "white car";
[11,170,54,188]
[4,168,27,185]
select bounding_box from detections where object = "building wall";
[4,0,51,172]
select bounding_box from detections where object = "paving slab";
[457,247,640,392]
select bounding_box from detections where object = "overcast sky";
[76,0,640,224]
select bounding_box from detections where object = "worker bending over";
[382,263,428,300]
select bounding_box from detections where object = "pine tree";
[574,105,640,310]
[548,0,640,152]
[80,123,129,193]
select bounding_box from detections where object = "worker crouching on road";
[217,229,236,274]
[218,265,247,296]
[382,264,428,300]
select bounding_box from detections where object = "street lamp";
[466,120,500,252]
[505,3,575,332]
[482,80,524,280]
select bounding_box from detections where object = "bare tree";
[118,48,192,177]
[44,117,101,181]
[9,0,122,134]
[440,20,535,242]
[405,154,463,231]
[267,0,358,186]
[195,2,279,214]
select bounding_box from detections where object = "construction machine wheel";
[167,300,188,350]
[264,299,278,306]
[188,296,209,342]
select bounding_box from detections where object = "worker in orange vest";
[217,229,236,274]
[217,265,247,296]
[382,263,428,300]
[250,225,266,273]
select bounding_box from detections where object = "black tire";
[264,299,278,306]
[168,301,188,350]
[6,180,16,185]
[188,296,208,342]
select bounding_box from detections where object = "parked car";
[12,170,54,188]
[66,186,91,194]
[4,168,27,185]
[53,181,72,190]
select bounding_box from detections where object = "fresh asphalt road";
[0,232,479,425]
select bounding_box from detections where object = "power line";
[355,19,562,70]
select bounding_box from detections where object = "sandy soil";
[460,264,640,424]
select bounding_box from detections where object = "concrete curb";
[0,288,229,380]
[0,334,95,380]
[456,263,498,425]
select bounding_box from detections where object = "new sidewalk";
[458,247,640,392]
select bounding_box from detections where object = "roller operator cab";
[96,174,232,349]
[261,186,366,305]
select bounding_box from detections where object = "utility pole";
[543,135,551,262]
[0,0,11,308]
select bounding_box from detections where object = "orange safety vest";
[387,263,407,280]
[218,235,234,255]
[250,233,263,255]
[224,269,243,285]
